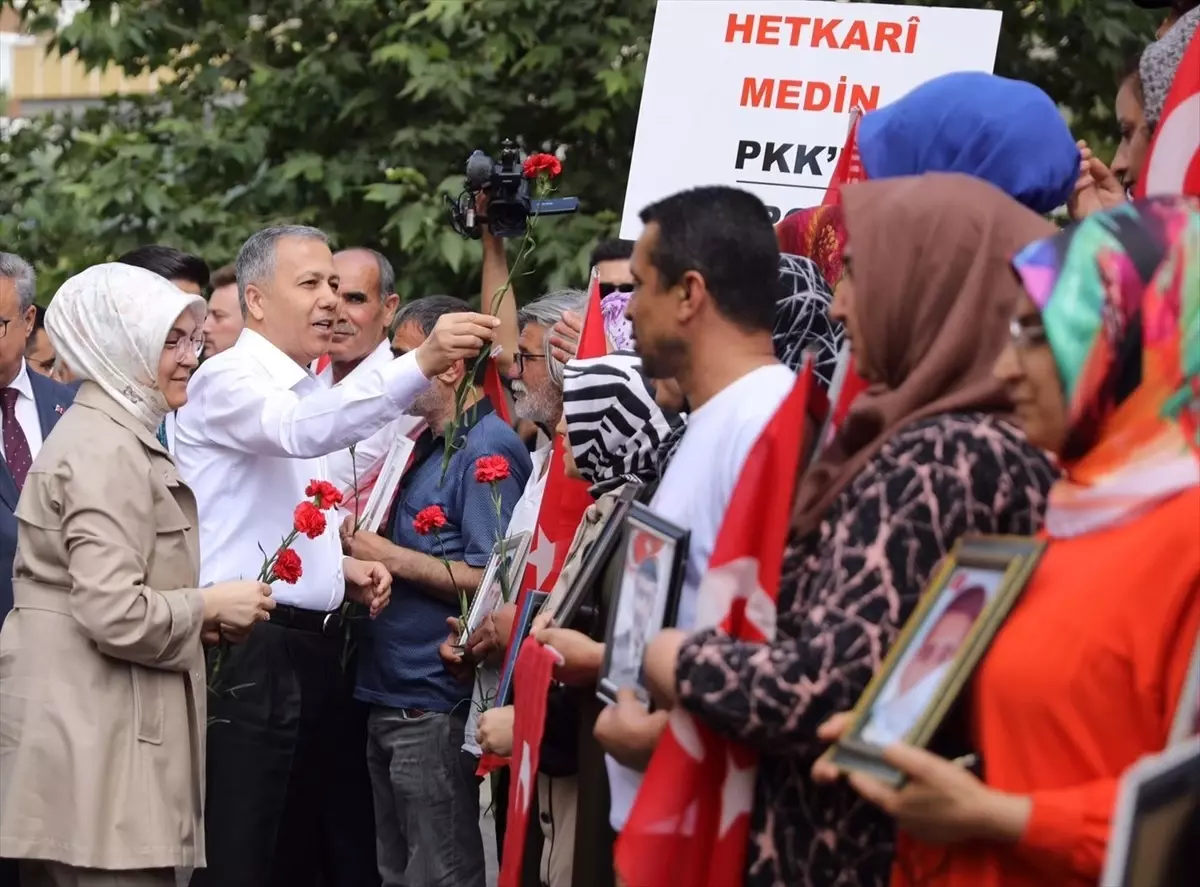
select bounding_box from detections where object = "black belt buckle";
[320,610,343,639]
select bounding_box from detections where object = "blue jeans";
[366,708,485,887]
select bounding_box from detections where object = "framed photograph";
[547,484,640,630]
[1101,736,1200,887]
[1168,631,1200,746]
[457,530,533,646]
[822,535,1046,787]
[597,504,690,707]
[495,591,551,707]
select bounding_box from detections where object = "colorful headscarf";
[776,205,848,286]
[561,351,682,497]
[600,290,635,352]
[775,254,842,386]
[1012,196,1200,537]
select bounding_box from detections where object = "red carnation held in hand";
[306,479,343,510]
[522,153,562,179]
[272,548,303,584]
[474,454,512,484]
[413,505,448,536]
[293,501,327,539]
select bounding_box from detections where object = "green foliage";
[0,0,1162,303]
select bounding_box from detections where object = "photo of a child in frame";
[607,530,671,695]
[860,567,1002,747]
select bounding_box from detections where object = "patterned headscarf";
[1012,197,1199,537]
[46,263,205,432]
[1141,6,1200,129]
[561,352,682,496]
[775,205,848,287]
[600,290,635,352]
[775,254,842,387]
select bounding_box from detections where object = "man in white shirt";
[176,224,498,887]
[319,247,417,496]
[201,263,244,359]
[594,185,796,833]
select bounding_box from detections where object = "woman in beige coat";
[0,263,275,887]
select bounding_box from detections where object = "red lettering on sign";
[739,77,881,113]
[723,13,918,53]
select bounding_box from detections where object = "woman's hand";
[531,625,604,685]
[841,742,1031,845]
[478,705,515,757]
[810,711,856,784]
[642,629,687,707]
[594,688,668,771]
[548,310,583,364]
[1068,140,1127,221]
[202,580,274,631]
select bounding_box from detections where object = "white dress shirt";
[0,359,46,462]
[317,340,421,494]
[174,328,430,610]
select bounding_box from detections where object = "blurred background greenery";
[0,0,1159,304]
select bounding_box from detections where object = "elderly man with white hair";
[175,224,499,887]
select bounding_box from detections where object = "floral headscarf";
[46,263,205,432]
[1012,197,1200,537]
[600,290,635,352]
[776,205,848,286]
[561,351,682,496]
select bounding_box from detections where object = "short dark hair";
[32,304,47,332]
[394,295,488,385]
[589,238,634,269]
[117,245,211,290]
[638,186,781,333]
[210,263,237,290]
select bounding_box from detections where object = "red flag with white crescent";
[1138,28,1200,199]
[822,107,866,206]
[615,361,818,887]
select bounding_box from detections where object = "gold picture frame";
[822,534,1046,788]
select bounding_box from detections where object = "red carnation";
[293,501,327,539]
[522,153,562,179]
[413,504,448,536]
[272,548,303,584]
[474,454,512,484]
[306,479,343,509]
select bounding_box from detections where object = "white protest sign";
[619,0,1003,238]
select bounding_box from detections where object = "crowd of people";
[0,2,1198,887]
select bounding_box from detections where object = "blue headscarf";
[857,72,1080,215]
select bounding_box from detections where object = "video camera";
[447,140,579,239]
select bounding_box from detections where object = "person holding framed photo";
[475,350,681,887]
[640,174,1061,887]
[816,197,1200,887]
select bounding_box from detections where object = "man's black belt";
[270,603,343,638]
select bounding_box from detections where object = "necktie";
[0,388,33,492]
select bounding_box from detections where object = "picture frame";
[821,534,1046,787]
[597,503,690,707]
[495,591,551,708]
[457,530,533,647]
[547,484,640,630]
[1101,736,1200,887]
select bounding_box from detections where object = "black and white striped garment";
[776,253,844,387]
[561,351,681,497]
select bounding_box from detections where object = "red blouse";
[893,487,1200,887]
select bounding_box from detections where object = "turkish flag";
[476,272,605,778]
[1138,28,1200,199]
[315,353,332,375]
[615,361,819,887]
[497,638,559,887]
[484,359,512,424]
[822,107,866,206]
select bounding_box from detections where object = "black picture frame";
[597,503,690,707]
[1102,736,1200,887]
[495,590,551,708]
[822,534,1046,787]
[548,483,640,630]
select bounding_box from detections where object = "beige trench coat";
[0,383,207,870]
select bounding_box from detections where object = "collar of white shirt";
[238,328,312,391]
[6,359,35,402]
[316,338,393,388]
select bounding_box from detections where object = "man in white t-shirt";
[595,185,796,832]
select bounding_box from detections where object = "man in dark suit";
[0,253,75,624]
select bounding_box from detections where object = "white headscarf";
[46,263,207,430]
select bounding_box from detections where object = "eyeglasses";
[599,282,634,299]
[165,333,205,360]
[1008,318,1048,350]
[513,350,546,375]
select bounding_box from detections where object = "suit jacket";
[0,371,75,621]
[0,382,206,868]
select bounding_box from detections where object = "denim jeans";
[366,708,485,887]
